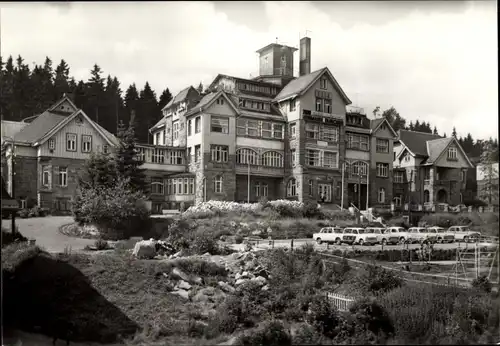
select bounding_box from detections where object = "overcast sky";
[1,1,497,140]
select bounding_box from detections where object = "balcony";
[302,109,344,125]
[136,145,187,173]
[235,164,284,177]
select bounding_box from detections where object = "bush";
[1,227,27,248]
[305,295,340,338]
[348,297,394,338]
[72,178,150,240]
[472,275,492,293]
[351,265,403,295]
[234,235,244,244]
[94,239,109,250]
[2,243,46,272]
[292,323,323,345]
[302,201,321,219]
[235,320,292,346]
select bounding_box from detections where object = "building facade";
[392,130,474,209]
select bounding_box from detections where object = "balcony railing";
[303,109,344,123]
[136,145,187,171]
[235,164,284,177]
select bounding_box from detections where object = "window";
[247,120,259,136]
[236,148,258,165]
[323,152,338,168]
[306,149,320,166]
[289,123,296,138]
[461,171,466,181]
[347,134,369,151]
[173,121,179,140]
[195,145,201,162]
[394,171,404,183]
[376,139,389,153]
[188,119,192,136]
[262,184,268,197]
[186,147,191,163]
[290,149,296,166]
[211,116,229,134]
[321,126,339,142]
[237,119,246,136]
[20,199,27,209]
[262,122,272,138]
[255,183,260,197]
[336,181,342,197]
[320,78,327,89]
[211,145,228,162]
[151,178,164,194]
[324,99,331,114]
[58,167,68,187]
[289,98,296,112]
[376,163,389,177]
[48,138,55,150]
[394,195,402,207]
[66,133,76,151]
[448,147,457,160]
[155,132,160,145]
[306,123,319,139]
[378,188,386,203]
[262,151,283,167]
[287,178,297,197]
[167,179,172,195]
[273,124,283,139]
[424,190,430,203]
[214,176,223,193]
[82,135,92,153]
[315,98,323,112]
[216,97,224,105]
[351,161,367,176]
[42,166,50,187]
[152,148,165,164]
[308,180,313,196]
[189,178,195,194]
[169,150,184,165]
[103,145,109,154]
[195,116,201,133]
[183,178,188,194]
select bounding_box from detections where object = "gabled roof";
[397,130,442,157]
[370,118,398,137]
[48,94,78,113]
[207,74,278,92]
[273,67,351,104]
[424,137,453,164]
[94,122,120,146]
[1,120,28,144]
[185,91,240,118]
[162,86,198,111]
[13,111,69,145]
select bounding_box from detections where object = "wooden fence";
[325,292,355,311]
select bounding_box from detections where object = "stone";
[132,239,157,259]
[235,278,249,286]
[171,268,190,282]
[192,291,211,303]
[261,285,270,291]
[177,280,192,290]
[241,271,250,278]
[218,281,236,293]
[171,289,190,300]
[203,252,211,257]
[250,276,267,286]
[251,230,263,236]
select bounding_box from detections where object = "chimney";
[299,36,311,76]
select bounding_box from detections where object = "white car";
[364,227,386,245]
[342,228,378,246]
[384,227,411,245]
[426,226,455,243]
[447,226,481,242]
[408,227,433,244]
[313,227,344,245]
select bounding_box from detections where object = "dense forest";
[0,54,498,157]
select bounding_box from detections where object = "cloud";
[1,1,497,139]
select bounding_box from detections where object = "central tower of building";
[253,42,298,87]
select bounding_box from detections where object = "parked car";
[364,227,386,245]
[447,225,481,242]
[342,227,378,246]
[426,226,455,243]
[384,227,410,245]
[408,227,434,244]
[313,227,344,245]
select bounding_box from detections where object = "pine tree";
[104,75,124,134]
[443,132,447,138]
[372,106,381,118]
[77,151,117,190]
[137,82,160,144]
[159,88,173,111]
[53,59,71,99]
[85,64,105,124]
[414,120,421,132]
[124,83,139,127]
[112,114,147,193]
[1,56,15,119]
[408,121,414,131]
[433,126,438,135]
[73,80,87,110]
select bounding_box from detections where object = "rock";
[172,251,182,259]
[250,276,267,286]
[192,275,203,285]
[254,267,269,279]
[235,278,249,286]
[218,281,236,293]
[251,230,263,236]
[261,284,270,291]
[171,267,190,281]
[203,252,211,257]
[177,280,192,290]
[132,239,157,259]
[198,287,216,296]
[192,291,211,303]
[171,289,190,300]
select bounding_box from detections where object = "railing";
[235,164,284,176]
[326,292,355,311]
[346,105,366,115]
[136,145,186,166]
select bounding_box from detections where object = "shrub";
[234,235,244,244]
[1,227,26,248]
[235,320,292,346]
[171,258,227,278]
[351,265,403,295]
[190,229,219,255]
[302,201,321,219]
[72,178,150,240]
[348,297,394,338]
[94,239,109,250]
[305,295,340,338]
[292,323,323,345]
[2,243,46,272]
[471,275,492,293]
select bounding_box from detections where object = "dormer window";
[320,78,328,89]
[216,98,224,105]
[447,147,458,160]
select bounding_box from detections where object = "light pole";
[3,136,16,234]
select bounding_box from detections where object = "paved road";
[2,216,94,253]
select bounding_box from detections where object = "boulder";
[261,285,270,291]
[132,240,157,259]
[192,291,211,303]
[250,276,267,286]
[177,280,192,290]
[251,230,263,236]
[171,289,190,300]
[235,278,249,286]
[218,281,236,293]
